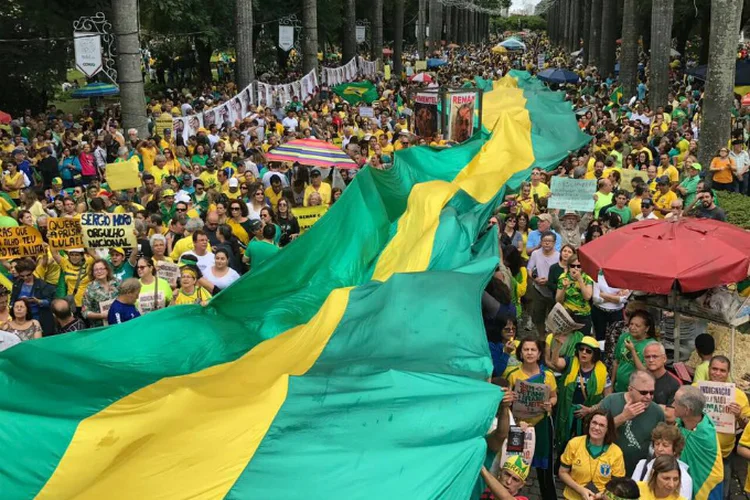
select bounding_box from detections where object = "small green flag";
[332,81,379,105]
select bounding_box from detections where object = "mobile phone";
[507,426,525,452]
[533,193,540,205]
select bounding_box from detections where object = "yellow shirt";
[530,182,551,199]
[628,196,643,219]
[148,164,170,185]
[199,171,220,190]
[59,255,94,307]
[113,202,145,214]
[172,286,211,306]
[34,249,61,286]
[657,165,679,184]
[632,147,653,162]
[265,186,283,210]
[140,147,157,172]
[502,366,557,426]
[303,182,332,207]
[224,187,242,200]
[738,422,750,492]
[653,190,677,219]
[717,389,750,457]
[560,436,625,500]
[3,171,23,199]
[637,481,686,500]
[0,196,14,217]
[169,235,212,261]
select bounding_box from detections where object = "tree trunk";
[445,6,453,43]
[599,0,617,77]
[371,0,383,65]
[561,0,569,51]
[195,39,213,83]
[417,0,427,58]
[571,0,581,52]
[699,0,744,171]
[429,0,440,53]
[302,0,318,74]
[393,0,404,78]
[452,6,459,44]
[620,0,639,99]
[649,0,674,108]
[235,0,255,89]
[342,0,357,63]
[589,0,602,67]
[112,0,148,138]
[583,0,591,63]
[698,8,711,65]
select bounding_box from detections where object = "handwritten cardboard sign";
[99,298,115,326]
[698,381,736,433]
[291,205,327,233]
[156,261,180,287]
[548,177,596,212]
[0,226,45,259]
[80,213,136,249]
[512,379,551,420]
[47,218,84,250]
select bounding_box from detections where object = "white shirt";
[632,458,692,500]
[262,171,289,189]
[281,117,299,132]
[636,212,659,221]
[207,133,220,147]
[592,273,628,311]
[203,266,240,290]
[180,250,215,276]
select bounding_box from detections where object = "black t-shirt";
[696,205,727,221]
[654,370,682,406]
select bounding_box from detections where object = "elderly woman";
[81,259,120,328]
[555,251,594,336]
[559,409,625,500]
[5,299,43,341]
[636,456,687,500]
[550,336,612,453]
[632,423,692,499]
[172,265,212,306]
[611,309,658,392]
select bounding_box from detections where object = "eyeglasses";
[569,264,582,268]
[136,265,149,270]
[630,387,655,396]
[231,207,241,211]
[241,186,249,190]
[176,208,187,212]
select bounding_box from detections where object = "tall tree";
[235,0,254,89]
[599,0,617,76]
[371,0,383,65]
[649,0,674,108]
[342,0,357,63]
[588,0,602,67]
[445,6,453,43]
[302,0,318,74]
[699,0,744,171]
[583,0,591,63]
[393,0,405,77]
[571,0,581,52]
[112,0,148,137]
[561,0,569,50]
[620,0,639,98]
[417,0,427,58]
[429,0,440,53]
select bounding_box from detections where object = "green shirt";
[244,239,280,269]
[613,333,654,392]
[601,393,664,474]
[557,271,594,315]
[608,205,632,224]
[594,192,614,218]
[679,175,700,207]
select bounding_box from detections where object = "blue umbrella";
[71,82,119,99]
[499,38,526,51]
[538,68,580,84]
[427,58,447,68]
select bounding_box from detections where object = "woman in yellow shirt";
[709,147,736,191]
[2,163,24,204]
[636,456,687,500]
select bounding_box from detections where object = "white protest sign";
[698,381,736,433]
[99,299,115,326]
[279,26,294,51]
[356,26,366,44]
[74,32,103,78]
[358,107,374,118]
[156,261,180,288]
[80,213,137,249]
[548,177,597,212]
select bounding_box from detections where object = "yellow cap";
[577,336,600,351]
[502,455,530,481]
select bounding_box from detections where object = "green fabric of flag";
[332,81,379,105]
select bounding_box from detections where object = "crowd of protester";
[3,30,750,500]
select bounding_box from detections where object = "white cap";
[228,178,239,188]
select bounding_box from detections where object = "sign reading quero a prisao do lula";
[80,213,137,249]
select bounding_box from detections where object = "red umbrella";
[742,93,750,107]
[382,48,393,55]
[0,111,10,125]
[578,218,750,294]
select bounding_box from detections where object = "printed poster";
[413,92,439,139]
[698,381,736,433]
[447,92,477,143]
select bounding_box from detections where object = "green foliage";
[490,15,546,33]
[716,191,750,229]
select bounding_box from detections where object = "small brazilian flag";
[609,85,623,105]
[332,81,379,105]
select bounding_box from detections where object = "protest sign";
[99,298,115,326]
[359,107,374,118]
[548,177,597,212]
[415,60,427,71]
[512,379,550,420]
[156,261,181,287]
[47,218,84,250]
[154,112,174,139]
[447,92,477,143]
[106,158,141,191]
[619,168,647,190]
[138,291,167,314]
[545,303,585,335]
[384,65,391,80]
[0,226,45,259]
[698,381,736,433]
[80,213,137,249]
[291,205,328,233]
[413,92,439,139]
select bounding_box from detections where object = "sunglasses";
[231,207,241,211]
[569,264,582,268]
[577,347,594,355]
[136,265,149,270]
[241,186,249,190]
[176,208,187,212]
[630,387,655,396]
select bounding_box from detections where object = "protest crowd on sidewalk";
[5,26,750,500]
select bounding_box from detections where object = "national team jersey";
[560,436,625,500]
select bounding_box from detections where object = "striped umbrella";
[71,82,119,99]
[265,138,358,169]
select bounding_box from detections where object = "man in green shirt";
[593,178,614,219]
[243,221,280,270]
[607,190,632,224]
[677,160,701,209]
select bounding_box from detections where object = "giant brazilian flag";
[0,70,589,499]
